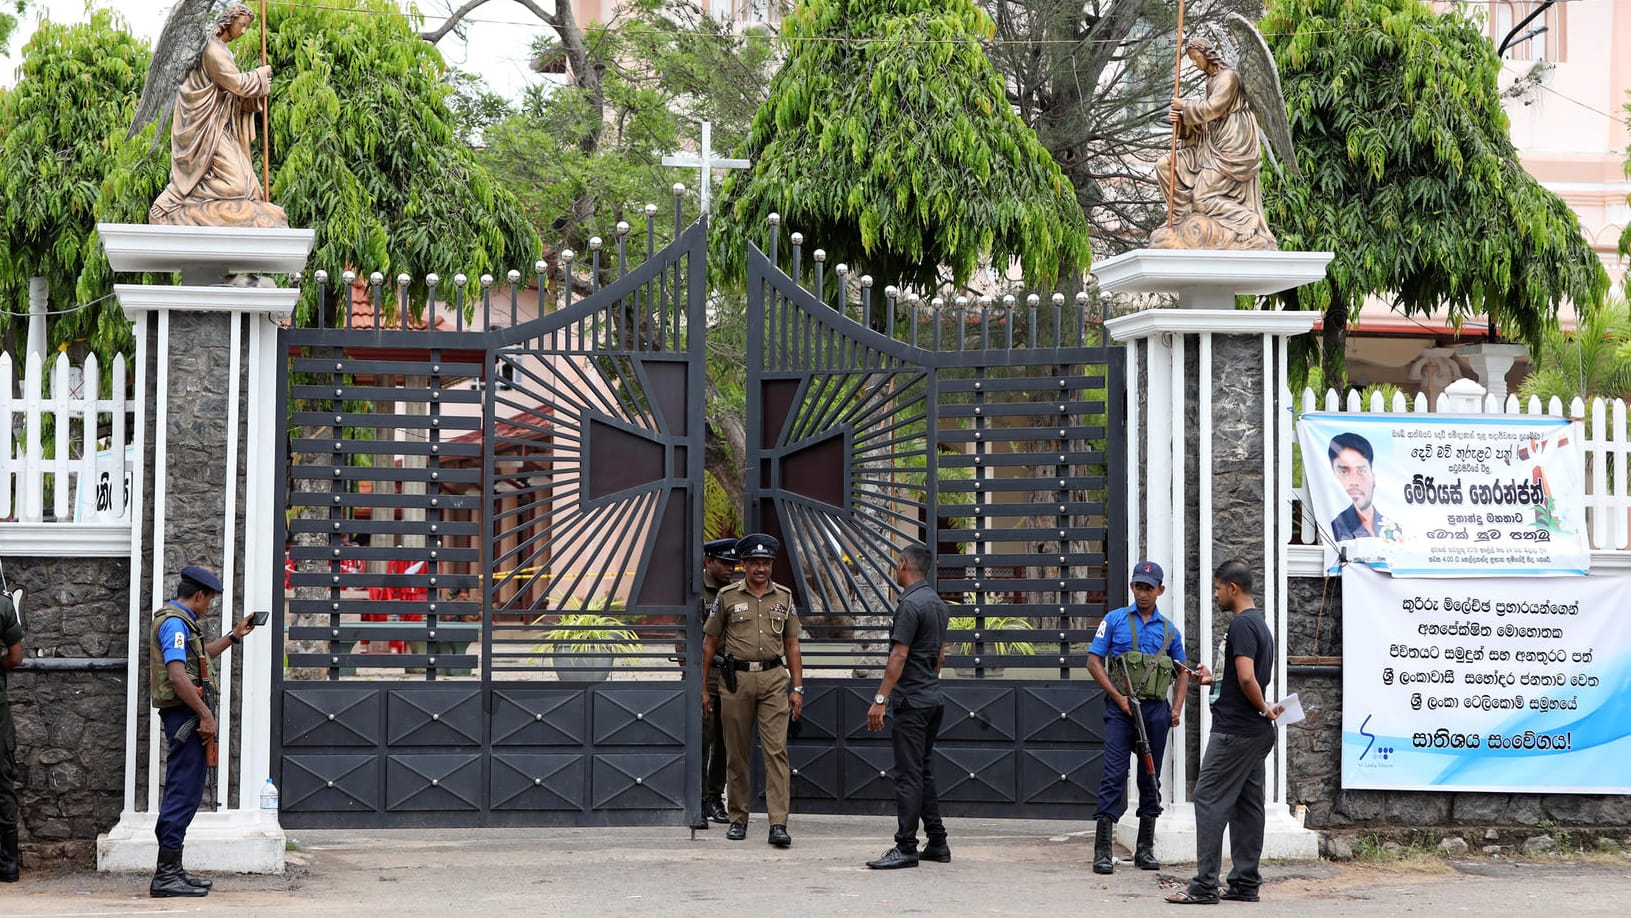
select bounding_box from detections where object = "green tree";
[0,10,150,358]
[1262,0,1608,387]
[714,0,1091,290]
[1517,292,1631,404]
[0,0,28,54]
[76,0,539,331]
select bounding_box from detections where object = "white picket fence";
[0,350,130,523]
[1293,382,1631,552]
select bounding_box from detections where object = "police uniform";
[697,538,738,825]
[1088,560,1186,873]
[703,534,802,846]
[149,566,230,898]
[0,591,23,883]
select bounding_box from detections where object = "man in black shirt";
[864,543,950,869]
[1168,559,1282,906]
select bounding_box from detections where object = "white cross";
[661,121,750,216]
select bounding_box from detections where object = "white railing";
[0,350,130,523]
[1292,382,1631,552]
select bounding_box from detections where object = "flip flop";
[1166,890,1220,905]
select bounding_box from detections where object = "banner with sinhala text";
[1341,565,1631,793]
[1296,413,1588,576]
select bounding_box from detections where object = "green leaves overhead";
[714,0,1091,290]
[1261,0,1607,385]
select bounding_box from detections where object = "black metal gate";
[273,214,706,827]
[744,228,1125,818]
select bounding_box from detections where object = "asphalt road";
[5,815,1630,916]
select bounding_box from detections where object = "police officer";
[0,589,23,883]
[700,534,804,846]
[1086,560,1189,874]
[696,537,740,828]
[149,566,258,898]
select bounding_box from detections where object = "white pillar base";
[97,810,286,874]
[1113,803,1321,866]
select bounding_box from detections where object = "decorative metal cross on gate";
[661,121,750,216]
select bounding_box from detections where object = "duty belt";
[732,656,783,672]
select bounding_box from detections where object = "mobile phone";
[251,610,270,627]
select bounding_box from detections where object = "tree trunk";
[1321,284,1347,391]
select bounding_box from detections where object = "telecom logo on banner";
[1295,413,1588,577]
[1340,566,1631,794]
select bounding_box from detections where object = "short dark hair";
[176,579,215,600]
[1328,432,1373,464]
[1214,559,1253,593]
[899,543,932,577]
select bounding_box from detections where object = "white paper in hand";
[1275,692,1306,726]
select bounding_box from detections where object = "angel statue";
[1149,13,1299,251]
[129,2,287,228]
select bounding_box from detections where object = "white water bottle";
[260,778,279,812]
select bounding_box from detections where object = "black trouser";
[0,709,16,827]
[890,701,946,853]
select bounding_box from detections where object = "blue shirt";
[1088,604,1186,664]
[157,601,199,665]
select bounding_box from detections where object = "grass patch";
[1350,835,1451,872]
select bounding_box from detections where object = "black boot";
[1134,816,1160,870]
[150,846,207,898]
[0,825,19,883]
[177,844,213,889]
[1092,817,1115,875]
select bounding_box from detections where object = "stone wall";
[2,556,128,868]
[1284,574,1631,835]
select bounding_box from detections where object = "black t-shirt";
[1209,608,1275,736]
[889,581,949,708]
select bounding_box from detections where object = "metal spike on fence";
[790,232,804,280]
[812,249,826,301]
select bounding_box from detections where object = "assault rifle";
[1118,655,1158,778]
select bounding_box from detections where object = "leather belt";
[733,656,783,672]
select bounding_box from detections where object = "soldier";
[700,534,804,847]
[0,589,22,883]
[695,537,739,828]
[1086,561,1189,874]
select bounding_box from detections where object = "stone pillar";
[1460,342,1527,403]
[93,224,313,874]
[1097,248,1330,864]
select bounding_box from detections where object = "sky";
[0,0,549,100]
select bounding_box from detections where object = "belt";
[732,656,783,672]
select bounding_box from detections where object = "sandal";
[1166,891,1220,905]
[1220,887,1259,902]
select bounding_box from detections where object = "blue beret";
[179,565,224,593]
[704,538,739,561]
[735,534,780,560]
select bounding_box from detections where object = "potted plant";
[534,610,640,682]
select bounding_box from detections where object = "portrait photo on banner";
[1295,413,1588,577]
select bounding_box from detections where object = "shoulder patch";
[173,630,186,649]
[1093,620,1108,640]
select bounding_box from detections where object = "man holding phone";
[148,565,257,898]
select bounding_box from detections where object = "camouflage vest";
[150,604,208,710]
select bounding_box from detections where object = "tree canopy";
[714,0,1091,290]
[0,9,149,357]
[1261,0,1608,386]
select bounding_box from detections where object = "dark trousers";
[0,711,16,827]
[1094,700,1170,820]
[701,689,726,802]
[1188,729,1277,897]
[155,707,207,851]
[890,701,946,853]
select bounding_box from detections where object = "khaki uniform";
[704,580,798,824]
[698,571,730,806]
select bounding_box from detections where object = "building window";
[1491,1,1567,63]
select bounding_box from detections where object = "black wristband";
[229,632,242,646]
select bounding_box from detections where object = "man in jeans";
[864,543,951,869]
[1168,559,1282,905]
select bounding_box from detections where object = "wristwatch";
[874,693,888,705]
[228,632,242,646]
[791,686,805,695]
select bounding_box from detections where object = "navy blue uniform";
[1088,604,1186,820]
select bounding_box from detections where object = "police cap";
[179,565,224,594]
[704,538,740,562]
[1130,560,1164,587]
[735,534,780,560]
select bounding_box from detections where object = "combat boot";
[150,846,207,898]
[1092,817,1115,874]
[0,825,19,882]
[177,844,213,888]
[1134,816,1160,870]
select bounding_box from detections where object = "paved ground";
[5,815,1630,917]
